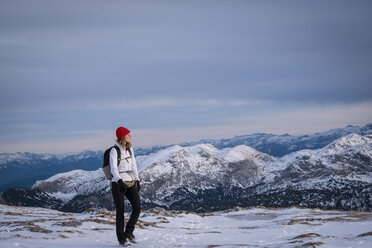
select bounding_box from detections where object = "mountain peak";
[213,145,266,163]
[322,133,371,155]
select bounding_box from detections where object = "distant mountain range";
[0,151,102,192]
[1,131,371,213]
[179,124,372,155]
[1,124,371,192]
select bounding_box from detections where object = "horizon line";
[0,123,370,155]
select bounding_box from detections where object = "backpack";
[102,145,121,180]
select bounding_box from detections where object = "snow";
[137,143,265,172]
[0,151,98,166]
[269,133,372,172]
[136,143,266,180]
[0,152,52,166]
[213,145,259,163]
[47,191,79,203]
[32,169,109,202]
[34,169,90,184]
[136,145,184,172]
[1,204,372,248]
[320,133,371,156]
[141,161,174,181]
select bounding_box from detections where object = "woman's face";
[124,133,131,143]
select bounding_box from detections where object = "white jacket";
[109,142,140,182]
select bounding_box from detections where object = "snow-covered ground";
[1,204,372,248]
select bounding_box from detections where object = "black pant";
[111,181,141,242]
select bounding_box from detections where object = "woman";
[110,126,141,246]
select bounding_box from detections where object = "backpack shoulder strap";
[113,145,121,165]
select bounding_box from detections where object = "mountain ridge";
[0,124,371,193]
[1,132,371,213]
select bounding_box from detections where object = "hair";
[117,137,132,150]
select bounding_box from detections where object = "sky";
[0,0,372,153]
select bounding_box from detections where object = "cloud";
[1,0,372,112]
[85,98,271,111]
[1,1,371,153]
[0,96,270,113]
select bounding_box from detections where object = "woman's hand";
[118,179,128,193]
[136,180,141,192]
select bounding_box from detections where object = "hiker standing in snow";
[110,126,141,246]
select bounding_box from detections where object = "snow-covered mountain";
[139,133,372,212]
[1,124,371,192]
[179,123,372,156]
[1,133,371,213]
[0,150,102,192]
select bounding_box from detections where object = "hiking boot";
[126,233,137,243]
[119,238,131,247]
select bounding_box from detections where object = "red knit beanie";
[116,126,130,140]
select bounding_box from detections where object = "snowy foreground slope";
[1,204,372,248]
